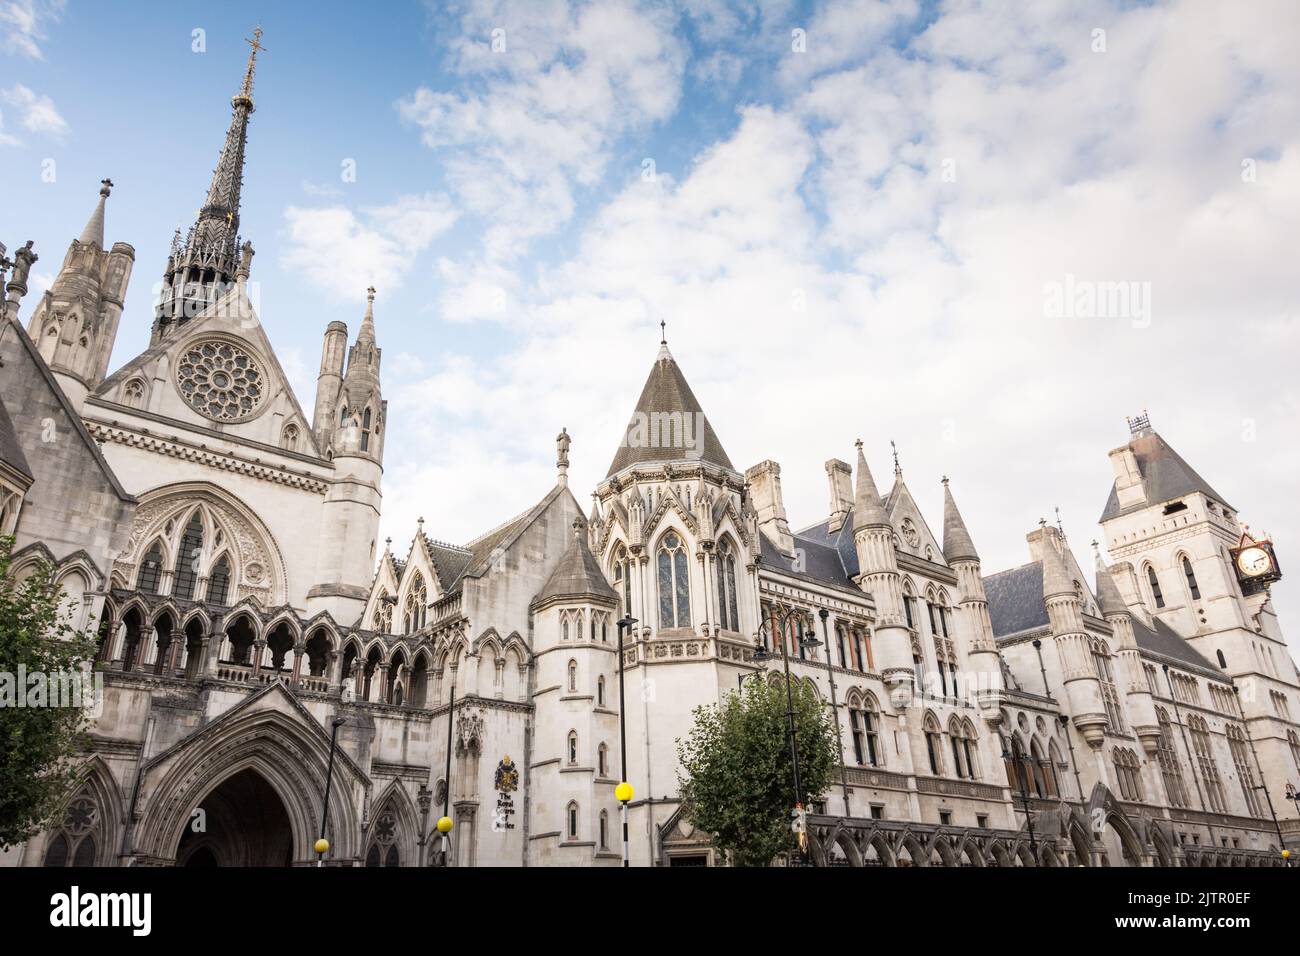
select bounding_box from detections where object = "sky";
[2,0,1298,646]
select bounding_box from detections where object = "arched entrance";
[177,768,294,866]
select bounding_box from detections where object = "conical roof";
[1094,554,1129,617]
[1100,427,1232,521]
[605,342,733,477]
[1040,535,1075,599]
[78,179,112,248]
[538,518,618,604]
[852,441,889,528]
[941,478,979,562]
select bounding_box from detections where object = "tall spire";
[1093,547,1129,617]
[357,286,377,344]
[852,440,889,528]
[77,179,112,248]
[154,27,265,340]
[941,477,979,563]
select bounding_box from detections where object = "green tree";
[677,676,839,866]
[0,536,98,848]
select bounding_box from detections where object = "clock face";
[1237,546,1271,577]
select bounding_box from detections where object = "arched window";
[598,742,609,777]
[281,423,300,452]
[567,731,578,765]
[206,554,232,606]
[962,721,979,780]
[402,573,427,633]
[123,378,146,409]
[849,702,865,765]
[41,788,102,867]
[923,714,943,776]
[715,539,740,632]
[171,511,204,601]
[567,659,578,693]
[612,545,631,618]
[597,675,606,707]
[949,718,966,779]
[1182,556,1201,602]
[374,592,393,634]
[137,542,164,594]
[1226,726,1263,816]
[862,697,882,766]
[599,810,609,849]
[1216,649,1227,669]
[1090,638,1124,733]
[566,802,579,840]
[656,531,690,629]
[361,407,372,452]
[364,808,400,867]
[1188,715,1227,813]
[1155,708,1189,808]
[1146,565,1165,609]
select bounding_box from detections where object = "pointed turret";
[23,179,135,410]
[333,286,384,461]
[606,335,733,478]
[78,178,112,247]
[852,440,889,529]
[153,27,265,342]
[1094,549,1129,618]
[941,477,979,563]
[538,518,619,605]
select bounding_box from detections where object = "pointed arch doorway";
[177,768,295,866]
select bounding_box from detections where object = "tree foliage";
[0,536,98,848]
[677,675,839,866]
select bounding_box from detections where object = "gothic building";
[1,37,1296,868]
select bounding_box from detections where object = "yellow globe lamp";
[313,838,329,855]
[1283,849,1291,860]
[615,782,634,804]
[437,815,454,834]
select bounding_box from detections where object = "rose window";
[176,340,264,421]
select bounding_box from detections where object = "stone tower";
[307,287,386,620]
[24,180,135,410]
[152,27,264,343]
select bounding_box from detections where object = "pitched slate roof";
[983,559,1220,674]
[984,562,1050,637]
[538,519,618,603]
[1100,429,1232,522]
[606,343,734,478]
[771,515,861,590]
[0,397,33,481]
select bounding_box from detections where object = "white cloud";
[398,0,687,262]
[1,83,67,138]
[383,0,1300,642]
[280,193,458,301]
[0,0,62,59]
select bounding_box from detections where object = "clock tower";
[1098,413,1297,815]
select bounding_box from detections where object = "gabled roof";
[606,343,734,478]
[984,562,1050,637]
[770,515,861,590]
[1100,429,1232,522]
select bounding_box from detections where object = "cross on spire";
[99,178,113,196]
[659,319,666,344]
[238,25,267,102]
[890,440,901,477]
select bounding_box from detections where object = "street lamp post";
[1000,735,1039,864]
[615,615,638,867]
[315,716,346,867]
[436,681,456,866]
[818,609,852,818]
[752,605,822,864]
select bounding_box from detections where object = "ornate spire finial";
[236,25,267,106]
[854,438,863,451]
[660,318,666,344]
[99,178,113,197]
[890,440,901,477]
[1055,506,1066,538]
[367,285,376,304]
[941,475,949,486]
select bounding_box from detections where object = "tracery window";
[364,809,400,867]
[176,339,264,422]
[171,511,204,601]
[41,788,102,867]
[657,531,690,629]
[137,542,163,594]
[374,592,393,634]
[1091,638,1125,733]
[923,713,943,776]
[402,573,427,633]
[1113,748,1144,801]
[1226,726,1263,816]
[1189,715,1227,813]
[361,407,372,452]
[715,539,740,632]
[1155,708,1189,808]
[202,553,230,606]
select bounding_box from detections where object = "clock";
[1230,533,1282,596]
[1237,546,1271,577]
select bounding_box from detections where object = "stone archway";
[177,768,294,866]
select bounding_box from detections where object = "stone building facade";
[1,39,1296,868]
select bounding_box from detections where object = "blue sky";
[4,0,1300,646]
